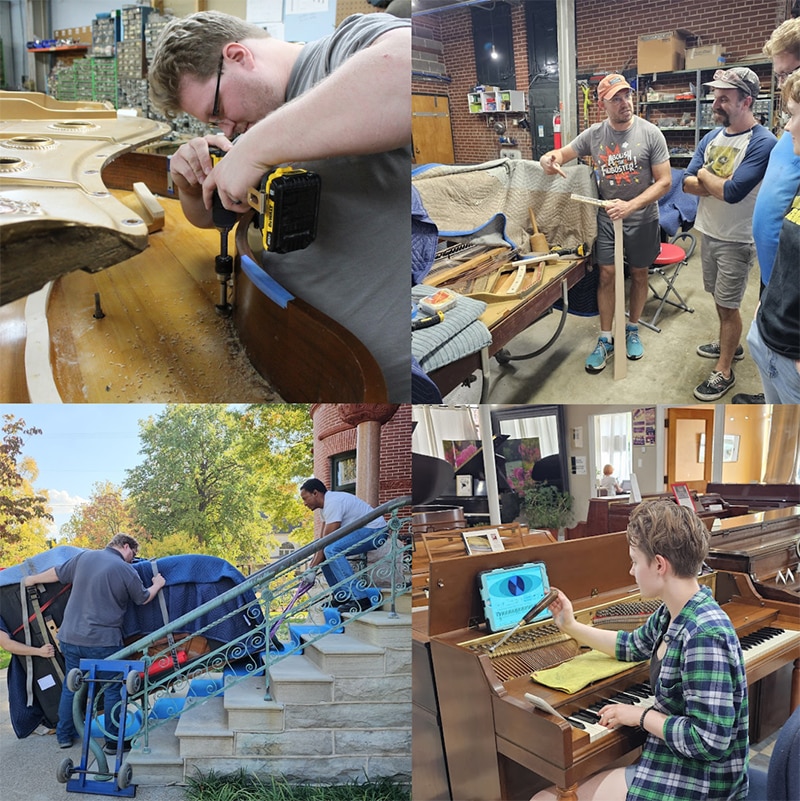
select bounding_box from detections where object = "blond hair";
[763,18,800,59]
[626,499,709,578]
[148,11,270,116]
[783,70,800,104]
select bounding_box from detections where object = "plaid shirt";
[616,586,749,801]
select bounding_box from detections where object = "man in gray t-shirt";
[24,534,165,750]
[541,74,671,374]
[148,12,410,401]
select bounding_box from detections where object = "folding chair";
[638,230,696,333]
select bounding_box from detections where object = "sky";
[1,404,167,539]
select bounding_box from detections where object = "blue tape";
[240,255,294,309]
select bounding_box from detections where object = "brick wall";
[310,405,412,534]
[413,0,789,164]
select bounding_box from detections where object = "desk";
[428,256,588,397]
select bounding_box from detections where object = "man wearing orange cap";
[541,74,671,374]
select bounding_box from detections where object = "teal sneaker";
[585,336,614,374]
[626,324,644,360]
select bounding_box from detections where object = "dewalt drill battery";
[249,167,321,254]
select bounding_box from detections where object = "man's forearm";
[697,167,727,201]
[178,185,214,229]
[23,567,59,587]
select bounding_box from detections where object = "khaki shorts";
[700,233,755,309]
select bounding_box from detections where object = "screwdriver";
[488,588,559,653]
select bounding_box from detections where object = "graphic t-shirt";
[569,116,669,223]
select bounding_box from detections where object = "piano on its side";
[424,532,800,801]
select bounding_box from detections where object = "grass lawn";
[0,647,10,671]
[185,772,411,801]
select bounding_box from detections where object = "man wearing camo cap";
[683,67,776,401]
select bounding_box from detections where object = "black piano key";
[573,710,601,724]
[626,685,651,699]
[611,692,639,704]
[565,716,587,730]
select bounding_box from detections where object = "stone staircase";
[127,597,412,787]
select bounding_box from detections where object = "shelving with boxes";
[637,61,775,163]
[467,88,527,113]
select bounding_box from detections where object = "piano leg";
[556,785,578,801]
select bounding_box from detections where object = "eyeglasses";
[210,54,224,121]
[775,65,800,85]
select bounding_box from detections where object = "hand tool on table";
[488,587,559,653]
[412,310,445,331]
[529,208,550,252]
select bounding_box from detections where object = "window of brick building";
[331,451,357,494]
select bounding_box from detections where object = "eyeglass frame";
[774,64,800,86]
[211,53,224,121]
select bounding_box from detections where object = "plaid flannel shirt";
[616,585,749,801]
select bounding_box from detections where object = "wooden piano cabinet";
[426,533,800,801]
[706,483,800,511]
[413,613,452,801]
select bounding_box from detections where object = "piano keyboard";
[526,626,799,743]
[741,626,800,665]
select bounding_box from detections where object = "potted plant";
[522,481,574,533]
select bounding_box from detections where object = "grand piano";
[421,532,800,801]
[704,505,800,604]
[706,483,800,512]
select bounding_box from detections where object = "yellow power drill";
[208,147,321,314]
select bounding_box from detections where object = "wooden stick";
[569,193,626,379]
[613,217,626,380]
[423,246,510,287]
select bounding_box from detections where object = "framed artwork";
[456,475,473,496]
[498,436,542,494]
[670,482,696,510]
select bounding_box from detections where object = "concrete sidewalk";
[0,669,187,801]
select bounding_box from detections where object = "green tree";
[0,414,52,563]
[124,405,273,563]
[239,404,315,547]
[61,481,143,549]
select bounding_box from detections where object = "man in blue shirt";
[734,18,800,403]
[300,479,387,612]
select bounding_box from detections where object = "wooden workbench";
[428,256,588,396]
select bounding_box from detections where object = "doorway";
[412,94,455,166]
[666,408,714,493]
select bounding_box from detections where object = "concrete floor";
[445,237,765,404]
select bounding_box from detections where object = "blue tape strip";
[240,254,294,309]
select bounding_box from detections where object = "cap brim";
[601,85,630,100]
[704,80,737,90]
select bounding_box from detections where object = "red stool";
[638,231,696,333]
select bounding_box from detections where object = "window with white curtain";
[593,412,632,485]
[411,406,479,459]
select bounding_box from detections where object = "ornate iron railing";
[75,496,412,775]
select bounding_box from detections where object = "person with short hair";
[541,74,672,374]
[542,500,749,801]
[746,71,800,403]
[734,18,800,403]
[22,534,165,751]
[598,464,623,495]
[683,67,776,402]
[148,11,411,401]
[299,479,387,612]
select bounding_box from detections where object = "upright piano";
[424,532,800,801]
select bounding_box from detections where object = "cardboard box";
[638,30,689,73]
[686,45,726,69]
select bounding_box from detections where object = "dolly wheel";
[56,757,74,783]
[125,670,142,695]
[117,760,133,790]
[66,668,84,692]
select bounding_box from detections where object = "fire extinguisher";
[553,111,562,149]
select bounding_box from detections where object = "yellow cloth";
[531,650,644,694]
